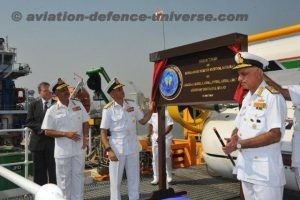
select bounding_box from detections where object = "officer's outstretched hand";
[108,150,118,162]
[150,101,155,113]
[65,131,81,141]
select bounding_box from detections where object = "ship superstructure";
[0,37,32,197]
[0,37,31,143]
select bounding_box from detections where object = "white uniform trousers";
[292,132,300,190]
[242,181,283,200]
[152,136,172,180]
[109,152,140,200]
[55,154,85,200]
[294,167,300,190]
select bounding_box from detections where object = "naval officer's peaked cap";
[233,52,269,70]
[51,78,69,93]
[105,78,125,94]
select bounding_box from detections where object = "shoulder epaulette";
[256,87,264,96]
[265,85,279,94]
[104,101,113,109]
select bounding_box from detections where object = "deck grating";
[2,165,300,200]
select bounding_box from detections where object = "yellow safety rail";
[249,24,300,43]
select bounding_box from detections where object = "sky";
[1,0,300,98]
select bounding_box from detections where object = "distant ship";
[0,37,32,198]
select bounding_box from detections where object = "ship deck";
[2,164,300,200]
[84,165,240,200]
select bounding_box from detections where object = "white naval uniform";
[42,100,90,200]
[287,85,300,190]
[100,100,143,200]
[148,112,174,181]
[234,81,287,200]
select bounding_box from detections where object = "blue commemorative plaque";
[159,65,183,100]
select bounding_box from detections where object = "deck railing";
[0,127,65,200]
[0,127,32,178]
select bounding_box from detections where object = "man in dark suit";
[26,82,56,185]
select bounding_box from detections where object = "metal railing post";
[0,128,65,199]
[24,127,29,178]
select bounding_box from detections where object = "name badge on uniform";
[72,106,81,111]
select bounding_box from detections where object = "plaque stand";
[148,188,187,200]
[148,106,187,200]
[149,33,248,200]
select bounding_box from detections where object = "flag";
[227,43,241,54]
[151,59,167,104]
[155,10,163,21]
[233,83,248,104]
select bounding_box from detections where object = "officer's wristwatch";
[236,141,242,150]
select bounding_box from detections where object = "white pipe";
[0,166,65,200]
[0,165,40,194]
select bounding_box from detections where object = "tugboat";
[0,37,32,198]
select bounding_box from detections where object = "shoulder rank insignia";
[104,101,113,109]
[265,85,279,94]
[253,98,266,110]
[256,87,264,97]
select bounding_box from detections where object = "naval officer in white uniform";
[288,85,300,190]
[42,78,90,200]
[100,78,153,200]
[223,52,287,200]
[147,110,174,185]
[264,77,300,190]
